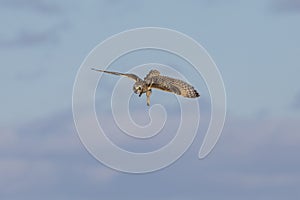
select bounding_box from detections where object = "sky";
[1,0,300,199]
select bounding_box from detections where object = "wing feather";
[150,75,200,98]
[91,68,141,81]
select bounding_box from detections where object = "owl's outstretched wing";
[149,75,200,98]
[91,68,141,81]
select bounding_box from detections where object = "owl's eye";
[137,86,141,90]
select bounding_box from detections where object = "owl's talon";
[146,90,151,106]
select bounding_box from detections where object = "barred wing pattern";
[149,75,200,98]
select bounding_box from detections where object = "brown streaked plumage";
[92,68,200,106]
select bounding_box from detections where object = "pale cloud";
[0,30,58,48]
[0,158,59,198]
[0,22,68,48]
[220,116,300,158]
[290,91,300,110]
[0,0,68,49]
[1,105,300,199]
[84,165,118,183]
[271,0,300,12]
[0,111,119,198]
[0,0,62,15]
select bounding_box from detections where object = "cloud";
[290,91,300,110]
[271,0,300,12]
[0,0,68,49]
[0,0,62,15]
[0,23,68,48]
[0,109,119,199]
[1,106,300,199]
[0,30,58,48]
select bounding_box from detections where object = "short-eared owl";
[92,68,200,106]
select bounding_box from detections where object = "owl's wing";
[91,68,141,81]
[144,69,161,80]
[150,75,200,98]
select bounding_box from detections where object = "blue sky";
[1,0,300,199]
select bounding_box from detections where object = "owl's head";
[133,81,146,96]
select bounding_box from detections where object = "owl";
[92,68,200,106]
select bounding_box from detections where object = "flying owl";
[92,68,200,106]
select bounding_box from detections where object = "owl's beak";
[139,92,142,97]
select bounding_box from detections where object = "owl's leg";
[146,89,152,106]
